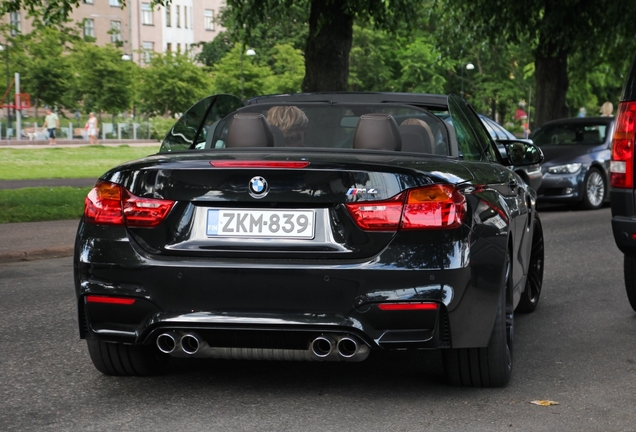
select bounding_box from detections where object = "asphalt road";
[1,205,635,431]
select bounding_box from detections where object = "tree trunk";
[534,51,569,128]
[302,0,354,92]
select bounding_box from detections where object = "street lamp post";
[240,48,256,101]
[0,43,11,131]
[461,63,475,98]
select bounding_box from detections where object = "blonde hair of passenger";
[266,106,309,146]
[600,101,614,117]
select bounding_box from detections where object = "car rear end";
[74,96,509,377]
[609,54,636,310]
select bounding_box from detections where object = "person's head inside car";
[266,106,309,147]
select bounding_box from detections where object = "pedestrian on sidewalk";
[45,108,59,145]
[87,112,98,144]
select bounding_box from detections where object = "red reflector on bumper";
[86,295,136,305]
[377,302,439,311]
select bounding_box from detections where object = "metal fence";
[0,121,152,141]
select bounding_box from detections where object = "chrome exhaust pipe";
[156,333,178,354]
[311,336,334,358]
[181,333,201,355]
[337,337,359,358]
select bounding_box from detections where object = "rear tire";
[624,255,636,312]
[517,216,544,313]
[443,253,513,387]
[87,340,170,376]
[581,168,606,210]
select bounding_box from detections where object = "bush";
[149,116,176,141]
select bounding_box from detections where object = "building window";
[84,19,95,38]
[184,6,188,28]
[83,0,94,4]
[109,0,120,6]
[141,3,153,25]
[110,21,121,43]
[176,43,181,52]
[175,5,180,28]
[166,42,172,52]
[9,12,21,36]
[142,41,154,64]
[166,5,171,27]
[204,9,214,31]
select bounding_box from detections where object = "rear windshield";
[530,122,608,146]
[202,103,451,156]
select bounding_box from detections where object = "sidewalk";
[0,219,79,263]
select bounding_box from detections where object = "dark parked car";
[530,117,614,209]
[610,54,636,311]
[75,92,545,387]
[479,114,543,193]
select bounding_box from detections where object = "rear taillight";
[345,194,404,231]
[610,101,636,188]
[401,184,466,229]
[84,181,175,227]
[345,184,466,231]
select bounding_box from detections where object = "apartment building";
[3,0,225,63]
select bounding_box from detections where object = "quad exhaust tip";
[180,334,201,355]
[311,336,334,358]
[337,337,359,358]
[156,333,178,354]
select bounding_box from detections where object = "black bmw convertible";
[75,92,545,387]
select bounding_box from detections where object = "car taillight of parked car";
[346,184,466,231]
[84,181,175,227]
[610,101,636,188]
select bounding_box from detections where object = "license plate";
[206,209,315,239]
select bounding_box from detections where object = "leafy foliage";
[69,41,134,114]
[137,52,211,116]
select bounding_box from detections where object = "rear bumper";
[611,189,636,255]
[74,219,505,352]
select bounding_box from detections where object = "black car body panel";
[479,114,543,193]
[74,92,543,385]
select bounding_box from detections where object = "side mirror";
[497,140,544,166]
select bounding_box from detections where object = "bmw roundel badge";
[249,176,269,198]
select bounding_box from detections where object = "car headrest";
[353,113,402,151]
[399,124,435,154]
[225,113,275,148]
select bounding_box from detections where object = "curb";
[0,246,74,264]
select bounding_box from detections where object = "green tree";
[224,0,418,92]
[137,52,210,115]
[193,32,233,67]
[348,25,395,91]
[5,25,77,113]
[442,0,636,126]
[210,45,272,100]
[68,41,133,114]
[263,43,305,94]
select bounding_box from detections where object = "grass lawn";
[0,145,160,180]
[0,187,91,223]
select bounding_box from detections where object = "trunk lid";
[104,150,473,261]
